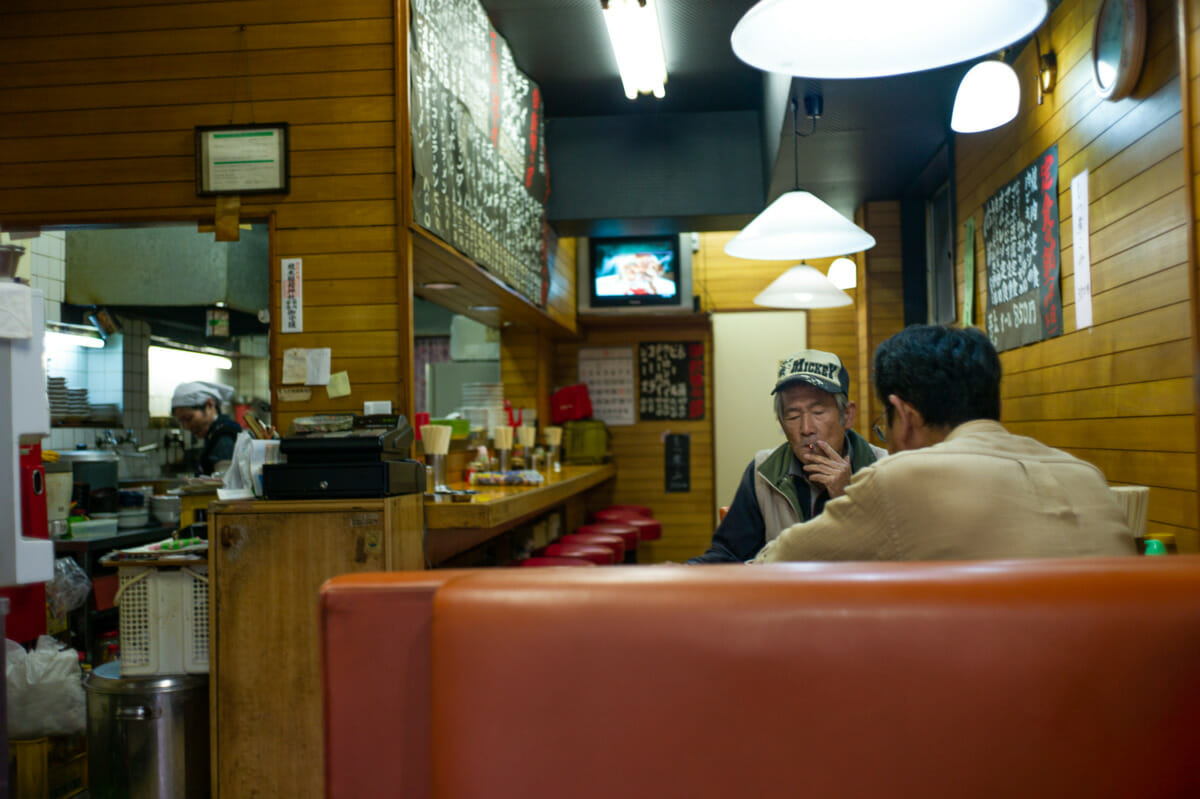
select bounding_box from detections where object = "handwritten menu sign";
[578,347,635,426]
[409,0,549,306]
[983,145,1063,352]
[638,341,705,421]
[664,433,690,493]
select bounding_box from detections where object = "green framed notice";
[195,123,290,196]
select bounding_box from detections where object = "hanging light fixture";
[951,58,1020,134]
[754,263,852,308]
[601,0,667,100]
[725,94,875,261]
[730,0,1047,78]
[826,257,857,290]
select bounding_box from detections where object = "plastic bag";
[6,635,86,738]
[221,430,255,493]
[46,556,91,619]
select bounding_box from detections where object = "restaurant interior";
[2,0,1200,796]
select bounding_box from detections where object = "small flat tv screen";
[588,236,680,307]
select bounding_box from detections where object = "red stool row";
[594,508,662,541]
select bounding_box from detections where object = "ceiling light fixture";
[421,281,460,291]
[725,94,875,260]
[730,0,1047,78]
[827,257,857,290]
[951,57,1020,134]
[45,323,105,350]
[753,263,852,309]
[600,0,667,100]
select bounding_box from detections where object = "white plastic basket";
[116,565,209,676]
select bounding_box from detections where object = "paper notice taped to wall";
[281,258,303,333]
[282,348,307,384]
[277,386,312,402]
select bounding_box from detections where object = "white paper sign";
[282,348,307,384]
[306,347,331,386]
[578,347,635,426]
[282,258,303,333]
[1071,170,1093,330]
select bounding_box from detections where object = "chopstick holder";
[420,424,451,456]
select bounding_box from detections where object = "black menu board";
[638,341,705,421]
[983,145,1063,352]
[664,433,691,493]
[409,0,548,306]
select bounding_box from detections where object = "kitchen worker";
[171,381,242,475]
[688,349,887,563]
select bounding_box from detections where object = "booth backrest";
[321,558,1200,798]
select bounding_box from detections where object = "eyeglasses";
[871,410,887,444]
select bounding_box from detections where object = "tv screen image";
[592,238,678,300]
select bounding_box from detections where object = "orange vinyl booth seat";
[320,558,1200,798]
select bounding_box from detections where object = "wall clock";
[1091,0,1147,101]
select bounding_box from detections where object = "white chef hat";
[171,381,235,410]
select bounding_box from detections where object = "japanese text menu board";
[409,0,549,307]
[638,341,705,421]
[983,145,1063,352]
[664,433,690,493]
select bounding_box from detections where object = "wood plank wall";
[553,320,714,563]
[0,0,407,435]
[857,201,906,430]
[957,0,1197,549]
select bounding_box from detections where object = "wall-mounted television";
[576,233,695,315]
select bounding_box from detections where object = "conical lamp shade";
[725,191,876,261]
[951,60,1020,133]
[730,0,1047,78]
[753,263,853,309]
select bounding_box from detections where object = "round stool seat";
[542,542,616,565]
[598,504,654,518]
[595,512,661,541]
[518,556,597,567]
[559,532,625,560]
[576,522,638,551]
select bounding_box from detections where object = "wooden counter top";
[423,463,615,563]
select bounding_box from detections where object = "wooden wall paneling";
[1185,0,1200,539]
[556,322,714,563]
[956,0,1197,549]
[0,1,407,450]
[858,201,905,436]
[395,0,415,421]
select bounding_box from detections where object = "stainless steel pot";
[84,662,210,799]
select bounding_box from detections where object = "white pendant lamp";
[731,0,1047,78]
[951,60,1021,133]
[826,257,857,289]
[754,263,853,309]
[725,191,876,260]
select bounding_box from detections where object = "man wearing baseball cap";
[688,348,886,563]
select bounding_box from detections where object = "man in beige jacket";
[754,325,1135,563]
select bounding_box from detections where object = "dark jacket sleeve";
[687,459,767,564]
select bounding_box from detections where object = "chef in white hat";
[171,381,242,475]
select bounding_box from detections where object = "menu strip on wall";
[638,341,705,421]
[664,433,690,493]
[982,145,1063,352]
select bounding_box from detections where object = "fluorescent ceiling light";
[725,191,876,261]
[731,0,1047,78]
[602,0,667,99]
[827,257,857,289]
[951,60,1020,133]
[45,328,104,349]
[754,263,853,309]
[149,344,233,371]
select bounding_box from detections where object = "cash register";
[261,414,426,499]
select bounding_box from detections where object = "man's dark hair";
[873,325,1001,428]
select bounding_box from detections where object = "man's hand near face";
[801,440,852,497]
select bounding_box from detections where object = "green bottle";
[1143,539,1167,556]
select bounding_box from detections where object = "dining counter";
[423,463,616,564]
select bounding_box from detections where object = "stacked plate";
[66,387,90,420]
[48,376,70,419]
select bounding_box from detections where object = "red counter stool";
[542,542,616,565]
[598,504,654,519]
[576,522,640,563]
[518,556,597,567]
[595,509,662,541]
[559,532,625,561]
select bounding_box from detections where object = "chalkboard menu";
[409,0,549,306]
[638,341,705,421]
[983,145,1063,352]
[664,433,690,493]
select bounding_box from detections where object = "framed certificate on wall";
[195,123,290,196]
